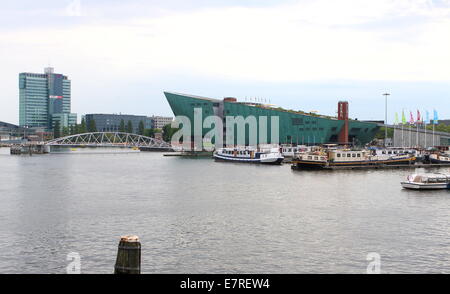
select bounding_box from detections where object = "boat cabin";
[328,150,369,162]
[408,173,450,184]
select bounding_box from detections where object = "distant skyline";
[1,0,450,125]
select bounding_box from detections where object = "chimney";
[338,101,349,145]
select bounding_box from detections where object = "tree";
[375,127,394,139]
[62,126,70,137]
[87,119,97,132]
[53,121,61,139]
[138,120,145,135]
[144,128,156,138]
[119,119,125,133]
[80,118,87,133]
[162,124,179,142]
[126,120,133,134]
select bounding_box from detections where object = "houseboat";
[291,148,415,170]
[213,147,284,164]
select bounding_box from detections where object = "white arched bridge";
[45,132,172,150]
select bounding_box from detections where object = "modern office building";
[84,114,153,134]
[19,67,77,131]
[152,115,173,129]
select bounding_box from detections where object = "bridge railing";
[45,132,172,148]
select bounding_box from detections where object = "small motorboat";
[401,173,450,190]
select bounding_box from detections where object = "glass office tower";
[19,67,76,131]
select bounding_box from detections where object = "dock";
[292,163,450,171]
[163,151,213,157]
[10,144,49,155]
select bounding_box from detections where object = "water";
[0,147,449,274]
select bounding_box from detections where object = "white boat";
[280,144,310,157]
[213,147,284,164]
[371,147,419,158]
[429,153,450,164]
[401,173,450,190]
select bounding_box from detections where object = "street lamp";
[383,93,390,147]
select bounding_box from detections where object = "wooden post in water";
[114,235,141,274]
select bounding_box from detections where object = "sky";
[1,0,450,124]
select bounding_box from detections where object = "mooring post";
[114,235,141,274]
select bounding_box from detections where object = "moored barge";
[291,149,416,170]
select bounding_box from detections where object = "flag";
[433,109,439,125]
[409,111,414,125]
[402,110,406,125]
[425,110,430,125]
[394,112,399,125]
[417,110,421,124]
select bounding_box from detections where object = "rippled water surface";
[0,147,449,273]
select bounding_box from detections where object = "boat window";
[357,153,361,157]
[314,156,318,160]
[347,154,351,158]
[352,154,356,157]
[337,153,341,158]
[388,151,392,154]
[382,151,386,154]
[308,156,312,160]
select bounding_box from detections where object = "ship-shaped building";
[164,91,379,148]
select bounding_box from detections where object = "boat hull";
[291,160,327,170]
[401,182,450,190]
[292,157,415,170]
[429,158,450,164]
[213,154,283,165]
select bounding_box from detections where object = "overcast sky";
[1,0,450,124]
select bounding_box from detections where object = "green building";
[164,91,379,147]
[19,67,76,132]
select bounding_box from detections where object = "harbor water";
[0,147,449,273]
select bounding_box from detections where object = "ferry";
[213,147,284,164]
[401,173,450,190]
[291,148,415,170]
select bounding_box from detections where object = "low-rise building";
[84,114,153,134]
[152,116,173,129]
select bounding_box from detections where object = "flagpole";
[383,93,390,147]
[433,123,435,147]
[409,111,414,148]
[416,122,419,147]
[401,123,404,148]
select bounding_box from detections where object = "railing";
[45,132,171,149]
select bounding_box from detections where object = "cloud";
[1,0,450,123]
[3,0,450,82]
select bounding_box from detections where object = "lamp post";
[383,93,390,147]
